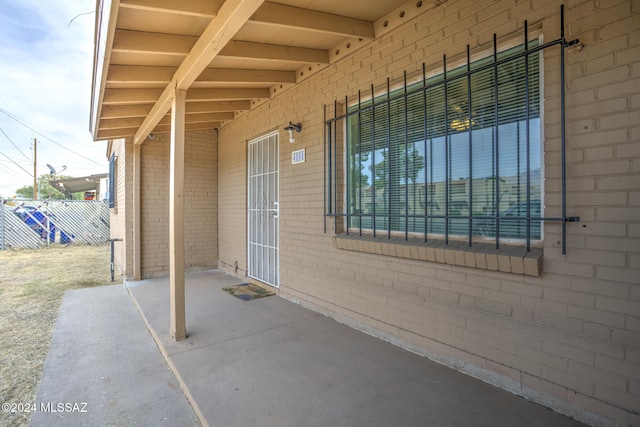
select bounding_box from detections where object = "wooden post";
[133,143,141,280]
[169,87,187,341]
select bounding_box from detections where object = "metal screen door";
[247,131,279,287]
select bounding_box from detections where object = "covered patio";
[91,0,423,341]
[32,270,586,426]
[90,1,640,425]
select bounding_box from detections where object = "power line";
[0,157,31,169]
[0,159,30,182]
[0,107,87,148]
[0,107,104,167]
[0,152,32,177]
[0,127,31,161]
[0,85,41,144]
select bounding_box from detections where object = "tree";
[15,185,34,199]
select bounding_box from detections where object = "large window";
[343,42,542,244]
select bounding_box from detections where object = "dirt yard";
[0,244,119,427]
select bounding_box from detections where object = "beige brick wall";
[217,1,640,425]
[110,131,219,278]
[135,130,218,277]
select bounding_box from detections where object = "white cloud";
[0,0,107,197]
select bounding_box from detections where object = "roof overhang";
[51,173,109,195]
[90,0,444,145]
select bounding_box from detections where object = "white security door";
[247,131,279,287]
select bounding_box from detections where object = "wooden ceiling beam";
[119,0,218,18]
[113,30,330,65]
[251,3,374,39]
[152,122,222,133]
[103,88,163,104]
[101,111,235,130]
[185,111,235,121]
[118,1,374,39]
[134,0,266,145]
[197,68,296,83]
[158,112,234,125]
[107,65,175,84]
[187,87,270,101]
[97,121,223,140]
[101,104,153,119]
[108,65,295,85]
[97,127,140,140]
[112,29,196,56]
[99,117,145,130]
[220,40,329,64]
[185,100,251,112]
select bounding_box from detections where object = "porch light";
[284,122,302,143]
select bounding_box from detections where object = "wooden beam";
[197,68,296,84]
[119,0,218,18]
[118,0,375,40]
[187,87,270,101]
[220,40,329,63]
[103,88,163,104]
[102,111,233,130]
[99,117,144,130]
[112,29,196,56]
[134,0,265,145]
[100,101,249,130]
[133,144,141,280]
[101,104,152,119]
[97,127,140,139]
[158,112,234,125]
[107,65,176,84]
[185,100,251,113]
[108,66,295,85]
[153,122,222,133]
[186,111,234,121]
[169,87,187,341]
[251,2,374,39]
[98,121,222,138]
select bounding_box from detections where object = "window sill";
[332,233,542,277]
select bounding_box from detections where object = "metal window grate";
[324,5,579,254]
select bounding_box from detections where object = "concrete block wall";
[217,1,639,425]
[139,130,218,277]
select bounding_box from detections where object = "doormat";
[222,283,275,301]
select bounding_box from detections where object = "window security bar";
[324,5,580,254]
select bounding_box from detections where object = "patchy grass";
[0,244,119,426]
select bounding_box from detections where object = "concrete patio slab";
[128,270,587,427]
[30,285,199,427]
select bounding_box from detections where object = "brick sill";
[332,233,543,277]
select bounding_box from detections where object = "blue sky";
[0,0,106,197]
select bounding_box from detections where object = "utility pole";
[33,138,37,200]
